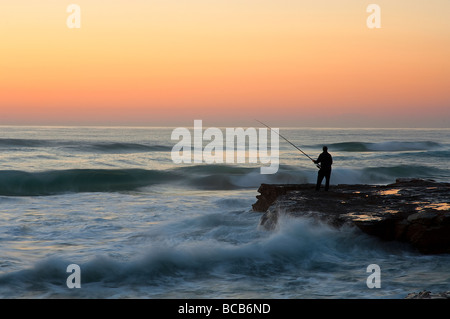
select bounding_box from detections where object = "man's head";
[323,146,328,152]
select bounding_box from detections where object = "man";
[313,146,333,191]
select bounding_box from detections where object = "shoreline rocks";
[252,178,450,254]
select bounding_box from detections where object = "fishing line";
[256,120,320,169]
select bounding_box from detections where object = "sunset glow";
[1,1,449,127]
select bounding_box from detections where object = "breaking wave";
[0,138,172,153]
[326,141,442,152]
[4,138,442,154]
[0,215,407,298]
[332,165,446,185]
[0,169,179,196]
[0,163,445,196]
[0,166,301,196]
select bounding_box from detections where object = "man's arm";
[314,154,322,164]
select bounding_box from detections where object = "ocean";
[0,125,449,299]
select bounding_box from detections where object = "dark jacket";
[316,152,333,170]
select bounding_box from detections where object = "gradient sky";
[1,0,449,127]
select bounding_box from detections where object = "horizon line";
[0,123,449,130]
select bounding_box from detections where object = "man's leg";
[316,170,325,191]
[324,169,331,191]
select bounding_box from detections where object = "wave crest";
[327,141,442,152]
[0,138,172,153]
[0,169,177,196]
[0,163,445,196]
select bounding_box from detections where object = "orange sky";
[0,1,449,127]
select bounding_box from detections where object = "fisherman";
[256,121,333,189]
[313,146,333,191]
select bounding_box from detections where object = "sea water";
[0,126,449,298]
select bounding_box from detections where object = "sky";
[0,0,449,127]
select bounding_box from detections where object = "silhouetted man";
[313,146,333,191]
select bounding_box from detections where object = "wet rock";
[252,179,450,254]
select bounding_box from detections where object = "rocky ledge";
[252,178,450,254]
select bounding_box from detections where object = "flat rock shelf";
[252,178,450,255]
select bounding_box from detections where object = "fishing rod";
[256,120,321,169]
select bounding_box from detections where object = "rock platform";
[252,178,450,254]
